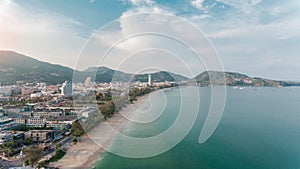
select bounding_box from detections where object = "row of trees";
[71,120,85,138]
[22,145,67,168]
[95,91,112,101]
[100,101,116,120]
[129,87,152,103]
[97,88,153,119]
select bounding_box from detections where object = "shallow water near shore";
[94,86,300,169]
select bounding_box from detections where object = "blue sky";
[0,0,300,80]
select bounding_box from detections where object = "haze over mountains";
[0,51,299,87]
[0,51,74,85]
[0,51,188,85]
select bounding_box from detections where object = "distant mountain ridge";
[0,51,75,85]
[194,71,300,87]
[0,51,188,85]
[80,67,188,83]
[0,51,299,86]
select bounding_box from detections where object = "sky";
[0,0,300,80]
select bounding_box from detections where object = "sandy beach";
[50,93,151,169]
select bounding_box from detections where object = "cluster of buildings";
[1,104,79,128]
[0,130,56,145]
[0,103,79,146]
[0,80,80,148]
[0,74,184,169]
[0,76,175,146]
[0,80,75,104]
[74,75,173,93]
[0,131,24,145]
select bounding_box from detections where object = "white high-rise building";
[84,76,92,88]
[61,81,72,96]
[148,74,152,86]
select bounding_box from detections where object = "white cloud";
[121,6,173,17]
[76,12,222,76]
[121,0,173,17]
[216,0,261,13]
[122,0,154,6]
[216,0,261,8]
[2,0,300,80]
[190,0,204,10]
[0,0,85,68]
[77,0,300,80]
[190,14,210,21]
[202,14,300,80]
[183,0,300,80]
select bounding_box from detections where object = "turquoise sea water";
[94,86,300,169]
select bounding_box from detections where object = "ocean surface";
[93,86,300,169]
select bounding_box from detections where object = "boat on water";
[232,86,245,90]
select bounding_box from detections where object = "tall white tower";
[85,76,91,88]
[61,81,72,96]
[148,74,152,86]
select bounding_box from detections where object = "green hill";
[1,51,299,86]
[0,51,188,85]
[193,71,300,87]
[0,51,74,85]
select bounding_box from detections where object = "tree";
[100,101,115,119]
[2,147,13,157]
[55,143,62,149]
[13,124,29,131]
[73,138,78,145]
[24,138,33,145]
[23,146,44,167]
[5,140,16,148]
[113,96,128,111]
[71,120,85,137]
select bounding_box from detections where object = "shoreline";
[50,93,152,169]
